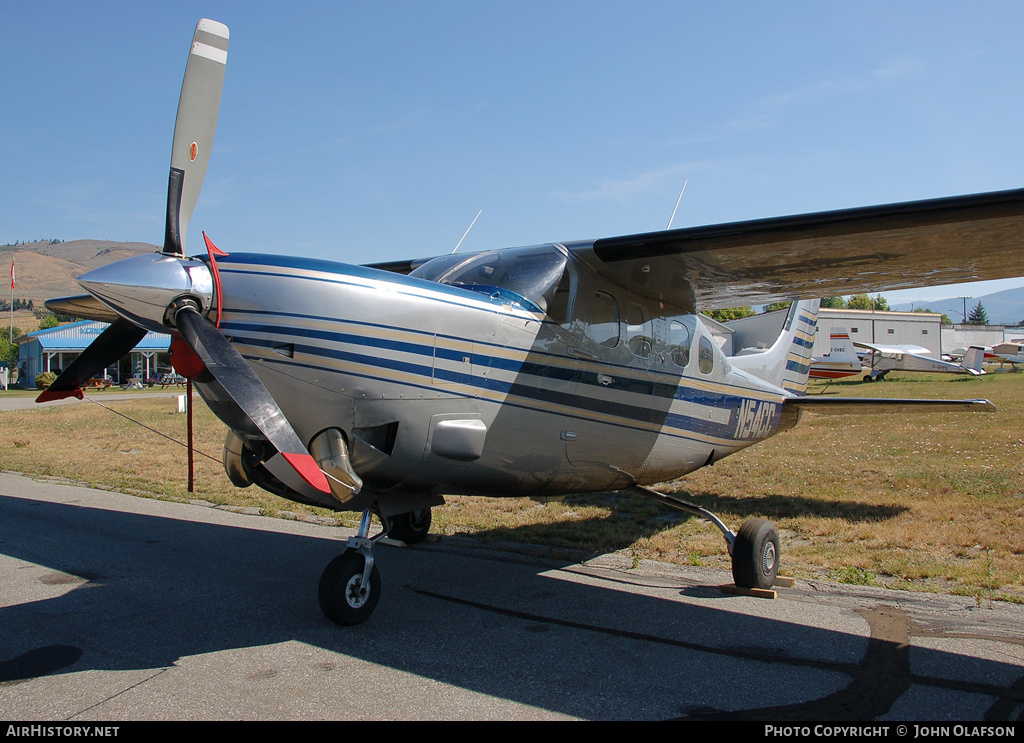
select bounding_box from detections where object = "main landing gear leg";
[629,485,780,590]
[318,510,386,626]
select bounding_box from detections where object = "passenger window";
[698,336,715,374]
[669,320,692,368]
[626,303,653,358]
[591,291,620,348]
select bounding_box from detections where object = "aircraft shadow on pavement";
[0,492,1019,721]
[460,490,908,556]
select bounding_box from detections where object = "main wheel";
[387,508,432,545]
[318,550,381,626]
[731,518,780,590]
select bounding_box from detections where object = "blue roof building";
[18,320,172,386]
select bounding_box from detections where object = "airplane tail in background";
[962,346,986,374]
[825,329,859,364]
[808,328,863,380]
[731,300,820,395]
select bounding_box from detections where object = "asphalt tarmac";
[1,471,1022,722]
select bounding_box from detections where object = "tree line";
[1,298,35,311]
[3,239,63,247]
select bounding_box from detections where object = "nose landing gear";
[318,510,386,626]
[318,506,435,626]
[318,549,381,626]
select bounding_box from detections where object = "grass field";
[2,372,1022,603]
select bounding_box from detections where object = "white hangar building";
[812,309,943,356]
[941,323,1024,353]
[728,307,944,357]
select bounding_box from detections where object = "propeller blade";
[173,306,330,494]
[36,319,147,403]
[164,19,229,256]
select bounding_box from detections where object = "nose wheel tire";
[318,550,381,626]
[386,508,432,545]
[731,518,780,590]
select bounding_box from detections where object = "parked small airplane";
[856,342,986,381]
[37,20,1024,625]
[988,341,1024,368]
[809,329,862,380]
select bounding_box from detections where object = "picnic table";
[159,374,187,388]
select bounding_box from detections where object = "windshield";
[409,244,568,313]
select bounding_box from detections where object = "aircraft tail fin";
[825,328,861,366]
[731,300,820,394]
[962,346,986,374]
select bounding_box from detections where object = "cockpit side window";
[591,291,620,348]
[546,265,574,326]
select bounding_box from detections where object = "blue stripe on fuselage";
[225,317,777,444]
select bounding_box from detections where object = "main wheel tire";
[731,518,780,590]
[387,508,432,545]
[318,550,381,626]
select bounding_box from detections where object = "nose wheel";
[318,509,386,626]
[317,506,437,626]
[318,550,380,626]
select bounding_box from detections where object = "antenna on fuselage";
[452,209,483,254]
[666,180,688,230]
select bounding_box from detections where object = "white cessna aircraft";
[857,342,986,381]
[39,20,1024,625]
[987,342,1024,368]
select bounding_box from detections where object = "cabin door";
[562,289,662,489]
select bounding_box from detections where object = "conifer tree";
[966,301,989,325]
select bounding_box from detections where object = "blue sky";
[4,1,1024,305]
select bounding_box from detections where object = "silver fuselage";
[197,245,791,509]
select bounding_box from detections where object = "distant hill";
[892,286,1024,326]
[1,240,157,331]
[1,239,157,306]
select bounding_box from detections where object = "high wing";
[853,342,932,356]
[564,188,1024,311]
[992,342,1024,357]
[988,343,1024,365]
